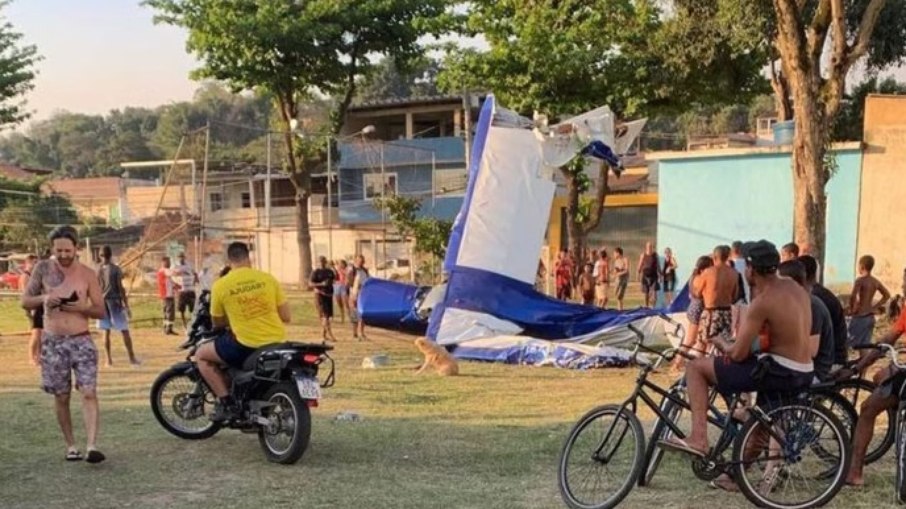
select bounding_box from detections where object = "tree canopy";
[0,0,39,129]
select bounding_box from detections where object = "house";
[42,177,157,225]
[0,163,53,182]
[652,143,863,287]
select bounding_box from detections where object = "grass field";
[0,294,898,509]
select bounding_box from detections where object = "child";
[579,263,595,306]
[671,255,714,374]
[848,255,890,350]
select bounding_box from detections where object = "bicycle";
[851,343,906,504]
[557,324,852,509]
[825,359,895,464]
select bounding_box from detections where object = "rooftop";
[0,163,53,182]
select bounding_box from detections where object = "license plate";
[296,376,321,400]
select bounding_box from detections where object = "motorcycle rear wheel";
[150,366,221,440]
[257,382,312,464]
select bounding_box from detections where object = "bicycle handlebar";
[853,343,906,370]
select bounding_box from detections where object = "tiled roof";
[349,95,466,111]
[0,163,53,181]
[42,177,123,202]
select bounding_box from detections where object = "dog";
[414,337,459,376]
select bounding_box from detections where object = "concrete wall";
[655,144,862,286]
[858,95,906,291]
[126,185,196,220]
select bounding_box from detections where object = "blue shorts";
[97,302,129,331]
[213,331,257,370]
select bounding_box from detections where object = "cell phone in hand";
[52,291,79,309]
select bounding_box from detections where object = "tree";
[0,1,39,129]
[697,0,906,265]
[0,177,78,250]
[833,76,906,141]
[374,194,452,283]
[440,0,766,257]
[146,0,451,283]
[357,56,443,103]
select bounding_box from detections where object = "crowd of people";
[546,241,677,310]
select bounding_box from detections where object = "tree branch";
[807,0,832,65]
[845,0,887,68]
[580,162,610,235]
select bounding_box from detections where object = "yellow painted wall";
[548,193,658,254]
[857,95,906,291]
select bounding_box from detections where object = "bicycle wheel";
[811,390,858,440]
[732,403,850,509]
[558,404,645,509]
[836,378,895,464]
[896,405,906,504]
[639,391,683,487]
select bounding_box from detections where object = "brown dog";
[414,337,459,376]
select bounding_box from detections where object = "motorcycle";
[149,290,335,464]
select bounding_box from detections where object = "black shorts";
[178,291,196,313]
[213,331,257,370]
[641,274,659,294]
[616,276,628,300]
[663,275,676,292]
[713,355,813,403]
[28,306,44,330]
[878,368,906,398]
[162,297,175,322]
[316,293,334,319]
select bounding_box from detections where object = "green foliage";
[833,76,906,141]
[0,1,39,129]
[357,56,443,103]
[374,194,452,260]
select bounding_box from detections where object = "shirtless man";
[839,267,906,487]
[848,255,890,351]
[21,226,107,463]
[693,245,739,343]
[780,242,799,262]
[663,240,815,461]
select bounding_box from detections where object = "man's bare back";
[696,264,738,309]
[25,259,103,335]
[850,274,890,317]
[746,276,813,364]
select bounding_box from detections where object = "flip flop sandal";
[86,450,106,464]
[65,450,83,461]
[658,438,707,458]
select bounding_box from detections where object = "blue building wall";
[337,136,466,224]
[656,147,861,286]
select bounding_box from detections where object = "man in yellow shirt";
[194,242,291,421]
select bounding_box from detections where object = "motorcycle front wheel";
[150,366,222,440]
[257,382,312,464]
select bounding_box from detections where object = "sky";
[5,0,906,130]
[6,0,199,125]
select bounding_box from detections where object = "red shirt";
[157,268,174,298]
[894,307,906,337]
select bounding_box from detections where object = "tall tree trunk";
[565,172,584,261]
[276,93,312,286]
[789,101,828,264]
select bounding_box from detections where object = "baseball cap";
[741,240,780,270]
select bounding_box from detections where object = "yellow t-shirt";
[211,267,287,348]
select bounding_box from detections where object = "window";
[210,193,223,212]
[241,192,251,208]
[363,173,398,200]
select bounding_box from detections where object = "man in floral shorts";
[21,226,107,463]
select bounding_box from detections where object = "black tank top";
[641,253,658,276]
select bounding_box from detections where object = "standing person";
[554,250,573,301]
[535,259,547,293]
[157,256,177,335]
[780,242,800,262]
[172,252,198,330]
[612,247,630,311]
[847,255,890,350]
[637,241,660,308]
[334,259,350,323]
[730,241,750,303]
[21,254,43,366]
[348,255,370,340]
[778,259,834,382]
[662,247,678,307]
[21,226,107,463]
[800,255,848,368]
[594,250,610,308]
[693,245,738,342]
[671,255,715,374]
[97,246,139,367]
[311,256,338,342]
[578,264,596,306]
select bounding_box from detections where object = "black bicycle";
[826,359,895,464]
[557,324,852,509]
[852,343,906,504]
